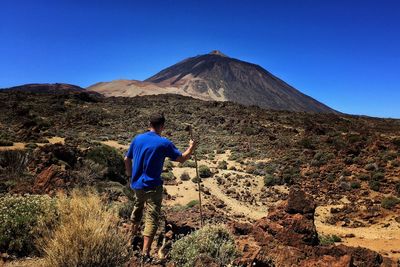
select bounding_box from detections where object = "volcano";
[88,51,337,113]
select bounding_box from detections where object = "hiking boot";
[130,235,142,251]
[140,253,153,264]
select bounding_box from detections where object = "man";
[124,113,196,260]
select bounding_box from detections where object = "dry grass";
[41,189,131,267]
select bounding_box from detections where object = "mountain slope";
[89,51,337,113]
[3,83,84,94]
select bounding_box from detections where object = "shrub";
[118,200,135,220]
[0,150,30,177]
[86,144,125,182]
[181,160,196,168]
[351,181,361,189]
[298,137,315,149]
[192,177,201,183]
[357,173,369,181]
[264,174,278,186]
[199,165,212,178]
[381,196,400,209]
[396,182,400,196]
[42,190,130,267]
[364,163,377,171]
[161,171,175,181]
[371,172,385,181]
[311,151,335,167]
[369,180,380,191]
[186,199,199,208]
[170,224,237,267]
[0,139,13,146]
[319,234,342,245]
[392,137,400,147]
[217,160,228,170]
[0,194,57,256]
[180,171,191,181]
[327,173,336,183]
[163,159,173,171]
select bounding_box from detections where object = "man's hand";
[189,139,197,150]
[176,139,197,163]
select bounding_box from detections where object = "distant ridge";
[3,83,85,94]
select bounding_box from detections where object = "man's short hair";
[149,113,165,128]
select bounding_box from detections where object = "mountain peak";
[208,50,227,57]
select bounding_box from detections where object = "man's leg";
[142,186,163,256]
[130,189,145,242]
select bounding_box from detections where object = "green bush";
[180,171,191,181]
[199,165,212,178]
[0,139,13,146]
[298,137,315,149]
[364,163,377,171]
[357,173,369,181]
[217,160,228,170]
[181,160,196,168]
[118,200,135,220]
[0,150,30,177]
[191,177,201,183]
[319,234,342,245]
[311,151,335,167]
[170,224,237,267]
[350,181,361,189]
[369,180,380,191]
[372,172,385,181]
[396,182,400,196]
[86,144,125,182]
[161,171,175,181]
[163,159,173,171]
[381,196,400,209]
[0,194,57,256]
[264,174,279,186]
[186,199,199,208]
[392,137,400,147]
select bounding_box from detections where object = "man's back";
[126,131,181,190]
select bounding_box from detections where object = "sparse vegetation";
[0,139,13,146]
[161,171,176,181]
[42,190,130,267]
[311,151,335,167]
[319,234,342,245]
[264,174,279,186]
[86,144,125,182]
[381,196,400,209]
[0,194,57,256]
[170,224,237,267]
[199,165,212,178]
[217,160,228,170]
[180,171,191,181]
[186,199,199,208]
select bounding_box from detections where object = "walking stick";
[185,124,203,227]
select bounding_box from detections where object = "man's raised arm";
[176,139,196,163]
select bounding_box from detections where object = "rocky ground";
[0,90,400,266]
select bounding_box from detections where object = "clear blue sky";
[1,0,399,118]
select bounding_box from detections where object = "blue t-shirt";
[125,131,182,190]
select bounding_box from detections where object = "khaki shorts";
[130,185,163,237]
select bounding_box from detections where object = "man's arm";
[175,139,196,163]
[124,157,132,177]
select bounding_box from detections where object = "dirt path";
[165,158,268,221]
[100,140,128,150]
[202,177,267,220]
[315,205,400,260]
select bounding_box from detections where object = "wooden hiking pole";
[185,124,203,227]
